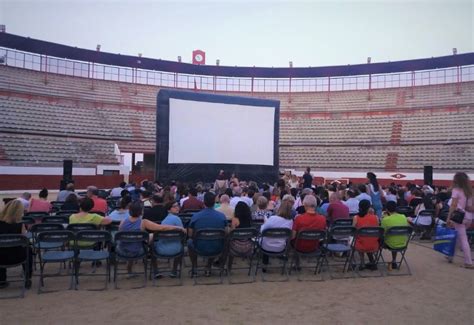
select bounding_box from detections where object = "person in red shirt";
[180,188,205,212]
[292,194,327,268]
[87,186,108,215]
[327,192,350,225]
[352,199,380,270]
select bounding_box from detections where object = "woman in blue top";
[367,172,383,219]
[154,200,184,278]
[117,201,182,276]
[109,196,131,222]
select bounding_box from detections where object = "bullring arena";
[0,2,473,324]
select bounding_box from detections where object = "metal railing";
[1,47,473,93]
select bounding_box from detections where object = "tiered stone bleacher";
[1,65,473,171]
[0,133,119,167]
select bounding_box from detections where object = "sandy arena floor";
[0,241,473,324]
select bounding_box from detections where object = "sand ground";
[0,241,473,324]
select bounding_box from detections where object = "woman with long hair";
[353,199,380,270]
[0,200,32,289]
[367,172,383,219]
[446,172,473,268]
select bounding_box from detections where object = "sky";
[0,0,472,67]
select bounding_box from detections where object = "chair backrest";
[261,227,292,239]
[194,228,226,241]
[229,228,259,240]
[333,219,353,227]
[43,216,70,224]
[183,209,201,214]
[356,227,385,238]
[153,229,186,242]
[31,223,65,234]
[418,210,435,217]
[66,223,98,232]
[56,210,78,216]
[21,216,35,225]
[24,212,49,221]
[75,230,112,244]
[114,231,149,243]
[385,226,413,237]
[37,230,75,244]
[295,229,326,242]
[0,234,29,248]
[178,213,193,227]
[329,226,356,237]
[396,206,413,216]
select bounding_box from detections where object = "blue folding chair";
[37,230,75,293]
[151,230,186,286]
[190,228,226,285]
[380,226,414,276]
[226,228,258,284]
[290,229,326,281]
[320,226,356,279]
[74,230,112,290]
[349,227,385,278]
[255,228,292,282]
[113,231,149,289]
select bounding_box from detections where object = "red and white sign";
[391,173,406,179]
[192,50,206,65]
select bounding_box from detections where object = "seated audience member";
[260,200,294,269]
[291,195,326,268]
[181,188,205,212]
[29,188,52,213]
[250,192,262,214]
[281,194,297,218]
[187,192,227,276]
[214,170,229,195]
[289,174,300,189]
[252,196,272,223]
[261,191,276,211]
[140,190,152,207]
[343,190,360,215]
[385,187,398,203]
[117,201,183,275]
[397,189,408,207]
[356,184,372,203]
[16,192,31,211]
[143,195,167,223]
[230,186,245,208]
[327,192,350,225]
[352,200,379,270]
[86,186,108,215]
[226,201,254,269]
[381,201,409,270]
[216,194,234,221]
[57,183,78,202]
[61,193,80,212]
[408,189,423,210]
[153,200,184,278]
[110,182,126,198]
[69,198,112,227]
[241,187,254,207]
[0,200,32,289]
[109,196,132,222]
[407,195,435,239]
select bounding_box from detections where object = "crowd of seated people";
[0,170,472,291]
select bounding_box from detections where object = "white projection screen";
[156,90,280,183]
[168,98,275,165]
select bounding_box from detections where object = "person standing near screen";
[303,167,313,189]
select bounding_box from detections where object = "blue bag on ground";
[433,226,457,257]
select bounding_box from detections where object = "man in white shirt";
[356,184,372,204]
[343,190,360,214]
[230,186,245,208]
[216,194,234,220]
[16,192,31,211]
[110,182,126,197]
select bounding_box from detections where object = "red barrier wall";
[0,175,124,191]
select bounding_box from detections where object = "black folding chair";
[150,230,186,286]
[396,206,414,218]
[74,230,112,290]
[21,217,35,240]
[178,213,193,228]
[67,223,98,233]
[37,230,75,293]
[333,219,353,227]
[113,231,149,289]
[290,229,326,281]
[55,210,78,218]
[24,212,49,223]
[190,228,226,285]
[43,216,69,225]
[411,210,434,240]
[320,226,356,279]
[0,235,30,299]
[183,209,201,214]
[380,226,413,276]
[30,223,65,270]
[349,227,385,278]
[50,201,63,213]
[226,228,258,284]
[255,228,292,282]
